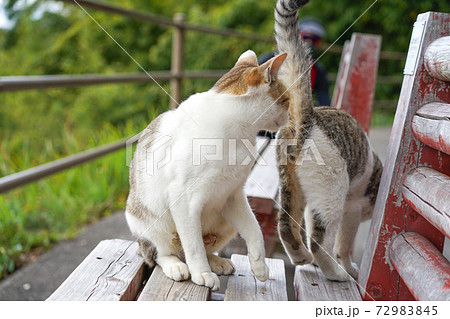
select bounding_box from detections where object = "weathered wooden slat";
[245,136,273,216]
[332,33,382,133]
[390,232,450,301]
[245,140,279,202]
[331,40,351,108]
[424,36,450,82]
[412,103,450,155]
[294,264,362,301]
[47,239,147,301]
[224,254,287,301]
[137,266,210,301]
[402,167,450,237]
[416,102,450,119]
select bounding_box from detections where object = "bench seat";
[47,239,288,301]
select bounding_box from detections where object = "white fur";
[125,55,287,290]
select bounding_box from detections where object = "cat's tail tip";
[284,0,310,11]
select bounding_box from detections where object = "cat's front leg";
[222,189,269,282]
[170,200,221,291]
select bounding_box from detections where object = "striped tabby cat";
[274,0,383,281]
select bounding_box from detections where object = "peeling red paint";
[359,12,450,301]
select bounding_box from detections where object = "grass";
[0,119,151,280]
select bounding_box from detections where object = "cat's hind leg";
[170,198,220,291]
[305,205,352,282]
[126,211,190,282]
[334,200,368,279]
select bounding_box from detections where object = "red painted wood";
[358,12,450,301]
[412,103,450,155]
[390,232,450,301]
[332,33,382,133]
[402,167,450,237]
[248,197,273,216]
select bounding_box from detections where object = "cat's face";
[213,50,290,130]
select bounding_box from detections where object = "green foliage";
[1,0,449,278]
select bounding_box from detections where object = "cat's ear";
[263,53,287,83]
[235,50,258,66]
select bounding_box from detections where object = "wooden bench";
[357,11,450,301]
[48,14,449,301]
[47,239,288,301]
[295,11,450,302]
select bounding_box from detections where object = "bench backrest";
[332,33,382,133]
[358,11,450,301]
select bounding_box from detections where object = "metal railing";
[0,0,404,194]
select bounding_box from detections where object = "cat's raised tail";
[274,0,313,124]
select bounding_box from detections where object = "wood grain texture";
[424,36,450,82]
[358,11,450,301]
[402,167,450,237]
[332,33,382,133]
[245,140,279,200]
[331,40,351,108]
[390,232,450,301]
[412,103,450,155]
[47,239,147,301]
[137,265,210,301]
[224,254,287,301]
[294,264,362,301]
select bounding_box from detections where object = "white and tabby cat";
[125,50,289,290]
[274,0,383,281]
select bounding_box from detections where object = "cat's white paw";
[251,260,270,282]
[191,271,220,291]
[208,255,235,276]
[162,262,190,282]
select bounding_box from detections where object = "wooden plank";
[332,33,382,133]
[331,40,351,108]
[245,140,279,200]
[402,167,450,237]
[47,239,147,301]
[137,266,210,301]
[224,254,287,301]
[416,102,450,119]
[358,11,450,301]
[424,36,450,82]
[245,134,272,214]
[390,232,450,301]
[412,103,450,155]
[294,264,362,301]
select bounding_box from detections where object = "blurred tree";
[1,0,449,155]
